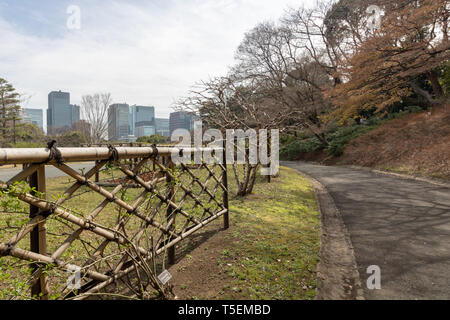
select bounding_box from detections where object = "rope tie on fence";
[151,144,158,158]
[129,174,139,183]
[40,203,58,219]
[112,232,120,242]
[108,145,120,162]
[84,219,96,231]
[4,243,13,256]
[46,140,64,165]
[105,270,114,277]
[145,217,154,227]
[54,259,63,268]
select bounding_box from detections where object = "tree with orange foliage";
[328,0,449,121]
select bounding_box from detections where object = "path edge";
[288,166,365,300]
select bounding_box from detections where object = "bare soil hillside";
[335,104,450,180]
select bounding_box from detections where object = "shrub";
[325,125,377,157]
[55,131,88,147]
[136,134,169,144]
[11,142,46,148]
[281,105,427,159]
[386,105,424,120]
[280,137,323,160]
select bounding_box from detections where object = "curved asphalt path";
[283,161,450,300]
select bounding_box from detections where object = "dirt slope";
[335,104,450,180]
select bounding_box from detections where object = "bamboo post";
[222,139,230,229]
[267,132,272,183]
[166,157,176,265]
[29,164,49,300]
[95,160,100,182]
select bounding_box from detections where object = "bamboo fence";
[0,144,229,300]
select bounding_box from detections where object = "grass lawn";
[169,166,320,300]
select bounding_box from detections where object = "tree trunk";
[333,77,341,87]
[427,71,444,98]
[0,101,6,147]
[409,81,438,105]
[13,119,16,145]
[246,165,259,195]
[304,122,328,147]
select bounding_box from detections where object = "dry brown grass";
[337,104,450,180]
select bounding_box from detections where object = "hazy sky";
[0,0,314,126]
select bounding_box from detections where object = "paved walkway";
[283,161,450,300]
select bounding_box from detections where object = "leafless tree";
[81,93,112,144]
[282,0,377,86]
[177,75,290,196]
[233,20,333,145]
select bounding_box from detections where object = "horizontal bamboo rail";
[0,146,218,164]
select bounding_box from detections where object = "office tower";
[130,105,155,137]
[135,126,156,138]
[70,104,80,124]
[108,104,130,141]
[47,91,80,134]
[48,91,70,134]
[21,108,44,131]
[155,118,170,137]
[169,111,195,136]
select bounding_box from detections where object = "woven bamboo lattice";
[0,145,229,300]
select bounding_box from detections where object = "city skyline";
[24,89,171,135]
[22,94,171,134]
[20,88,182,140]
[107,103,192,141]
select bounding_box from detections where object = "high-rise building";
[108,104,130,141]
[21,108,44,131]
[155,118,170,137]
[135,126,156,138]
[70,104,80,124]
[169,111,195,136]
[47,91,80,134]
[129,105,155,136]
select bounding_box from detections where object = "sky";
[0,0,314,130]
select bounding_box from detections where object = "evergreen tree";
[0,78,22,147]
